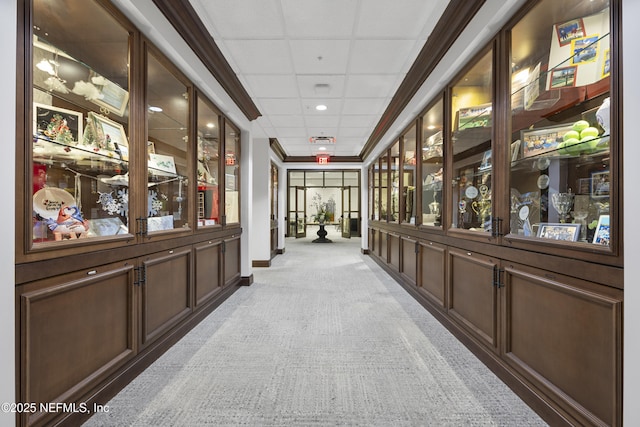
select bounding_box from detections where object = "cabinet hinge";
[134,266,146,286]
[493,266,505,288]
[492,217,504,237]
[221,240,226,253]
[136,217,148,237]
[415,241,420,254]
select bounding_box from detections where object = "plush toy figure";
[45,205,89,241]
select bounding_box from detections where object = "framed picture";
[147,141,156,154]
[591,170,609,199]
[571,35,599,65]
[601,49,611,78]
[89,71,130,116]
[555,18,586,47]
[592,215,610,246]
[521,124,573,158]
[537,223,581,242]
[456,103,492,130]
[88,112,129,160]
[33,103,83,145]
[148,153,177,176]
[550,66,577,89]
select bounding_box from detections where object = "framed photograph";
[148,153,177,176]
[147,141,156,154]
[591,170,609,199]
[537,223,581,242]
[89,71,129,117]
[571,35,599,65]
[456,103,492,130]
[592,215,610,246]
[601,49,611,78]
[555,18,586,47]
[510,140,521,162]
[521,124,573,158]
[550,66,577,89]
[88,112,129,160]
[33,103,83,145]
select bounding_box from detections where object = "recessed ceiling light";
[207,122,215,128]
[315,104,327,111]
[427,125,436,130]
[149,105,163,112]
[318,146,327,151]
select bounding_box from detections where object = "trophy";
[551,191,574,223]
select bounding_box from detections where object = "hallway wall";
[2,1,16,425]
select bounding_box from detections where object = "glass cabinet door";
[196,94,221,228]
[380,154,389,221]
[146,50,190,233]
[509,0,611,246]
[224,121,241,225]
[402,125,417,224]
[390,141,400,223]
[450,49,494,233]
[31,0,131,245]
[421,97,444,227]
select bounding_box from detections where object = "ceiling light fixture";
[315,104,327,111]
[149,105,163,112]
[318,146,327,151]
[206,122,215,128]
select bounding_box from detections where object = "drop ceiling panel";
[190,0,284,39]
[280,0,359,38]
[304,115,340,128]
[344,74,399,98]
[269,115,306,128]
[338,115,378,128]
[242,75,299,98]
[257,98,303,115]
[296,75,346,98]
[301,98,342,114]
[289,40,351,74]
[223,40,293,74]
[349,40,419,74]
[338,127,372,138]
[355,0,443,38]
[274,127,307,138]
[342,98,389,115]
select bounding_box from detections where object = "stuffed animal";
[45,205,89,241]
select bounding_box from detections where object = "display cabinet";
[390,141,400,222]
[30,0,132,248]
[449,48,494,235]
[421,97,444,227]
[507,0,613,253]
[367,0,622,425]
[196,93,221,228]
[401,124,417,224]
[224,120,241,225]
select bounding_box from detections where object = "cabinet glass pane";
[305,171,323,187]
[224,122,240,224]
[450,50,493,232]
[31,0,131,244]
[509,0,611,246]
[289,171,304,187]
[325,171,343,187]
[196,95,220,228]
[372,164,380,220]
[422,98,444,227]
[381,156,389,221]
[402,125,417,224]
[146,53,189,232]
[390,141,400,223]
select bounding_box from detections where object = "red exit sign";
[317,155,330,164]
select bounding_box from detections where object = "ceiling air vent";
[309,136,336,144]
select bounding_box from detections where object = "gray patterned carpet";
[84,228,547,426]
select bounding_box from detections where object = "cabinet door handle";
[169,250,174,254]
[87,270,97,276]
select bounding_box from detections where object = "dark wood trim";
[360,0,486,160]
[240,274,254,286]
[269,138,286,161]
[151,0,261,121]
[252,260,271,268]
[284,155,363,163]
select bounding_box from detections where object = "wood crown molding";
[359,0,486,160]
[269,138,287,162]
[151,0,261,121]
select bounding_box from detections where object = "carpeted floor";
[83,228,548,426]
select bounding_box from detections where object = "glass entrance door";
[342,186,351,238]
[295,186,306,238]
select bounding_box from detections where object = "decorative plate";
[33,187,76,220]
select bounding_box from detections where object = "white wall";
[623,0,638,423]
[251,138,271,263]
[2,1,16,425]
